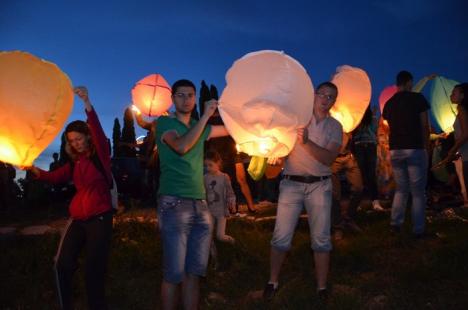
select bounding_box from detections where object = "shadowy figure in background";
[351,106,384,211]
[132,106,162,201]
[436,83,468,207]
[331,132,364,240]
[0,161,16,213]
[49,152,61,171]
[383,71,430,237]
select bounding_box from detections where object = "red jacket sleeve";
[37,163,72,184]
[86,108,112,178]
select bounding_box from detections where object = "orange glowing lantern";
[132,74,172,116]
[131,74,172,117]
[0,51,74,166]
[330,65,371,133]
[219,50,314,158]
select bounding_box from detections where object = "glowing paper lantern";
[131,74,172,117]
[330,65,371,133]
[219,50,314,158]
[0,51,74,166]
[430,76,459,133]
[379,85,398,113]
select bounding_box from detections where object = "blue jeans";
[157,195,213,283]
[271,178,332,252]
[390,149,428,234]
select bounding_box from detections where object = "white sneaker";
[220,235,235,244]
[372,200,385,211]
[235,212,247,218]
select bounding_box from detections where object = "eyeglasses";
[174,92,195,99]
[315,92,335,101]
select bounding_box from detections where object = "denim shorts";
[271,178,332,252]
[157,195,213,283]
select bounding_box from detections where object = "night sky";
[1,0,467,173]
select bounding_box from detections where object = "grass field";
[1,203,468,309]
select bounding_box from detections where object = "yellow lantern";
[219,50,314,158]
[131,74,172,117]
[0,51,73,166]
[430,76,458,133]
[330,65,371,133]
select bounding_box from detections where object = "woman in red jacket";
[26,86,112,310]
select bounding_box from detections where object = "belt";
[283,174,330,184]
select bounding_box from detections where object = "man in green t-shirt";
[155,79,229,310]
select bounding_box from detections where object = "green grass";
[1,206,468,309]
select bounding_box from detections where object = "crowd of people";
[5,70,466,309]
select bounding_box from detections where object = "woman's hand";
[74,86,92,111]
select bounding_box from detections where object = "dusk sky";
[1,0,467,173]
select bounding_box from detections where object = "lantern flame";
[219,50,314,158]
[0,138,17,164]
[131,104,142,115]
[237,136,279,157]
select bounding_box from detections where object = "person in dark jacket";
[24,86,112,310]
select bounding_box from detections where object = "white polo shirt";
[284,113,342,176]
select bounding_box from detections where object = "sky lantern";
[430,76,459,133]
[330,65,371,133]
[219,50,314,159]
[0,51,74,166]
[131,74,172,117]
[378,85,398,113]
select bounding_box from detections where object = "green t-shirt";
[155,116,211,199]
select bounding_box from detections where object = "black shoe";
[263,283,278,301]
[317,288,328,302]
[248,209,257,214]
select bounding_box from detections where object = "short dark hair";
[171,79,196,95]
[396,70,413,86]
[65,120,90,136]
[316,82,338,96]
[455,83,468,110]
[205,150,221,161]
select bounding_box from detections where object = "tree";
[210,84,219,100]
[112,118,122,158]
[120,108,137,157]
[198,80,211,117]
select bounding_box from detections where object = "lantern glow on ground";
[219,50,314,158]
[0,51,74,166]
